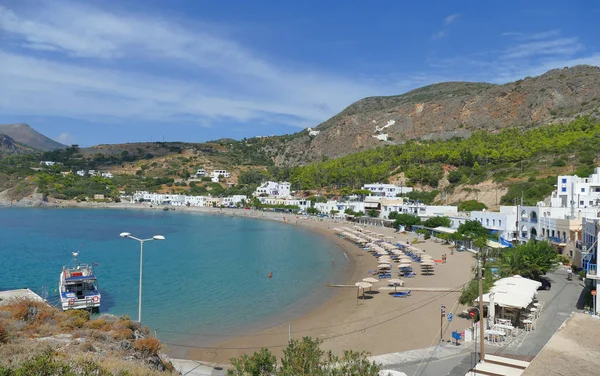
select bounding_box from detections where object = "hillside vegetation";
[0,298,173,375]
[271,116,600,205]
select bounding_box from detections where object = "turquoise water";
[0,208,347,344]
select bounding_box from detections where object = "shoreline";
[1,201,476,364]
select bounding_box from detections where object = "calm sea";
[0,208,348,344]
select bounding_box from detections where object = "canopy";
[433,226,456,234]
[363,277,379,284]
[475,275,541,309]
[486,240,506,249]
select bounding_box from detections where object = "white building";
[88,170,99,176]
[254,181,291,198]
[76,170,86,177]
[223,195,247,207]
[211,170,230,178]
[195,169,206,177]
[552,167,600,209]
[101,172,114,179]
[40,161,56,166]
[470,206,518,243]
[257,197,310,211]
[362,183,414,198]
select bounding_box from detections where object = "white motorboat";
[59,252,101,312]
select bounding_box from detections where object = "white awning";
[364,202,380,209]
[486,240,506,249]
[433,226,456,234]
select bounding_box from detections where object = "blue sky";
[1,0,599,146]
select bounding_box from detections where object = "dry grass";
[133,337,162,356]
[0,298,174,375]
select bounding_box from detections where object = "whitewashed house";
[223,195,247,206]
[76,170,86,177]
[195,169,207,177]
[254,181,291,198]
[40,161,56,166]
[362,183,413,198]
[470,206,518,243]
[101,172,114,179]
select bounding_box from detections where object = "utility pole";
[478,256,485,363]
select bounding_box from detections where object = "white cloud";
[444,13,459,25]
[55,132,72,144]
[431,31,446,40]
[503,37,584,59]
[0,1,390,129]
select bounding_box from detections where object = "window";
[493,219,496,226]
[580,201,584,205]
[499,220,502,226]
[591,201,595,206]
[562,178,567,183]
[561,187,567,192]
[582,188,586,192]
[486,219,489,226]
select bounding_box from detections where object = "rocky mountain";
[271,65,600,165]
[0,123,66,151]
[0,134,35,157]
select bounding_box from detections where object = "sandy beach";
[7,200,476,363]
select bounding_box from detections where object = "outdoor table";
[493,324,515,336]
[523,319,534,331]
[533,302,541,307]
[496,318,511,325]
[485,329,505,342]
[530,307,538,312]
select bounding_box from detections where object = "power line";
[160,284,468,351]
[157,283,468,339]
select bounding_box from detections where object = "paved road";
[389,267,584,376]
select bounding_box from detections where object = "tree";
[387,211,399,220]
[422,216,451,228]
[394,214,421,230]
[228,337,381,376]
[457,220,489,239]
[307,207,319,215]
[458,200,488,212]
[495,240,558,280]
[367,209,379,218]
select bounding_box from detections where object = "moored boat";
[59,252,101,312]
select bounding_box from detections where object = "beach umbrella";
[363,277,379,292]
[387,278,404,293]
[378,263,391,269]
[398,263,412,269]
[355,281,372,301]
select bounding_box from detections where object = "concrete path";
[170,359,228,376]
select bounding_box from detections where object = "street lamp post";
[119,232,165,322]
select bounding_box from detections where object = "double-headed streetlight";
[119,232,165,322]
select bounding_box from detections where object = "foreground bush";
[228,337,381,376]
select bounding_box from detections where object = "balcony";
[587,264,600,280]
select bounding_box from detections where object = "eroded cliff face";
[271,65,600,166]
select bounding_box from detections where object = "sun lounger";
[392,290,411,297]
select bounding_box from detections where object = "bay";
[0,208,346,343]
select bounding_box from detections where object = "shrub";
[60,310,90,330]
[112,328,134,340]
[0,323,8,344]
[133,337,162,356]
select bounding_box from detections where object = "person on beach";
[331,258,335,266]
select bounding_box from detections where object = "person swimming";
[268,272,273,278]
